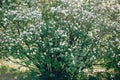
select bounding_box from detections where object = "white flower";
[54,47,60,50]
[118,45,120,49]
[49,42,53,46]
[44,52,46,55]
[23,31,27,34]
[33,52,36,55]
[3,18,7,21]
[115,38,119,42]
[73,26,78,30]
[50,7,56,13]
[57,30,64,35]
[0,8,2,11]
[118,61,120,66]
[73,60,75,64]
[68,48,72,51]
[56,6,61,12]
[71,53,74,57]
[27,53,29,55]
[61,10,68,16]
[88,31,93,37]
[60,41,66,46]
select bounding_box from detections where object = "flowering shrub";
[0,0,120,79]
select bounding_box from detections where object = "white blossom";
[60,41,66,46]
[0,8,2,11]
[50,7,56,13]
[88,31,93,37]
[118,61,120,66]
[32,52,36,55]
[115,38,119,42]
[27,53,29,55]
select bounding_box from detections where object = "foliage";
[0,0,120,79]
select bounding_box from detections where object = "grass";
[0,58,38,80]
[0,65,39,80]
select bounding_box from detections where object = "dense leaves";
[0,0,120,79]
